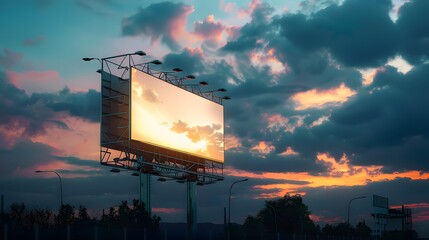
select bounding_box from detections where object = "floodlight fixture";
[96,69,102,73]
[199,81,208,86]
[177,180,186,184]
[172,68,183,72]
[222,96,231,100]
[131,172,140,177]
[158,177,167,182]
[82,57,94,61]
[202,88,227,93]
[134,50,146,56]
[150,60,162,65]
[110,168,120,173]
[186,74,196,79]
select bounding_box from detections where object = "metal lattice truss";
[99,53,224,184]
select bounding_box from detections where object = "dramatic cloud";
[193,15,226,48]
[396,0,429,64]
[0,49,23,68]
[7,70,62,93]
[275,0,398,68]
[0,72,100,136]
[121,2,194,50]
[2,0,429,237]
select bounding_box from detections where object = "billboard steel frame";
[99,53,225,184]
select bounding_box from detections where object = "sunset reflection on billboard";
[131,68,224,163]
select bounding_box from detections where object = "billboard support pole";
[187,181,197,240]
[140,173,151,214]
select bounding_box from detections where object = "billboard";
[130,68,224,163]
[373,195,389,209]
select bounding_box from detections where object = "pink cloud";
[413,210,429,222]
[225,134,242,151]
[193,15,226,48]
[250,141,275,156]
[225,26,241,41]
[13,157,100,179]
[7,70,62,93]
[262,113,304,133]
[249,48,289,76]
[153,207,183,214]
[279,146,299,156]
[168,5,194,49]
[238,0,261,18]
[30,117,100,160]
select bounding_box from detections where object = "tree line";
[239,194,371,239]
[1,198,160,230]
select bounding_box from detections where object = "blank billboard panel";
[131,68,224,163]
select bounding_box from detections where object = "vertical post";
[224,207,227,240]
[67,225,70,240]
[140,173,151,214]
[123,227,127,240]
[1,195,3,222]
[1,195,3,239]
[187,181,197,240]
[94,225,98,240]
[144,228,147,240]
[4,224,7,240]
[34,224,39,240]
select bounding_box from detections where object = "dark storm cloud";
[215,0,429,175]
[0,139,54,178]
[274,0,397,68]
[0,49,23,68]
[221,1,274,52]
[121,2,192,51]
[161,48,204,73]
[278,0,397,67]
[37,87,100,122]
[328,63,429,170]
[396,0,429,65]
[0,72,100,136]
[226,150,327,174]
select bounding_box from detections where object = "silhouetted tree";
[355,220,371,237]
[99,199,160,230]
[75,205,91,225]
[243,194,320,239]
[9,203,53,228]
[10,203,26,225]
[242,215,267,240]
[55,204,75,225]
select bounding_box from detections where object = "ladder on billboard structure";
[84,51,228,240]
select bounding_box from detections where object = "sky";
[1,0,429,237]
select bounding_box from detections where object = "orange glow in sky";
[226,152,429,198]
[131,68,224,162]
[291,83,356,110]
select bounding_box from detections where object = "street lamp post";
[228,178,248,240]
[35,170,63,206]
[347,196,366,225]
[266,204,279,240]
